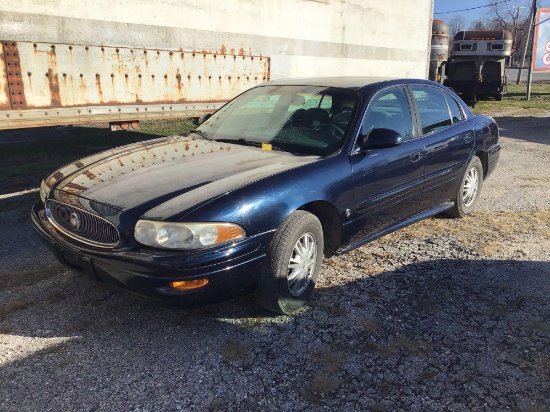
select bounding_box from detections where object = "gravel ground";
[0,114,549,411]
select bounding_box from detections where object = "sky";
[432,0,549,27]
[433,0,498,26]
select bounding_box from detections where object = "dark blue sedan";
[32,77,500,314]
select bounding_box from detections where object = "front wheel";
[255,211,324,314]
[447,156,484,218]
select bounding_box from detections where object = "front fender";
[181,154,354,237]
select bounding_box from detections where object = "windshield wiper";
[214,138,286,152]
[186,129,212,140]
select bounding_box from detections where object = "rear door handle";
[409,151,423,162]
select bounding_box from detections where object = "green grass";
[0,119,195,195]
[473,81,550,113]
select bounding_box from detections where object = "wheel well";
[475,150,489,178]
[299,201,342,258]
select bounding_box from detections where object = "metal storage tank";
[429,19,449,82]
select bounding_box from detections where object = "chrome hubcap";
[287,233,317,296]
[463,166,479,208]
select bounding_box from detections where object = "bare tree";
[469,20,488,31]
[447,15,467,40]
[486,0,532,65]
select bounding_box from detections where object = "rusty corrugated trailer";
[0,0,433,130]
[1,41,269,129]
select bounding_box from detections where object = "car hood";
[48,135,317,219]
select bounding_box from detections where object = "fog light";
[169,278,209,291]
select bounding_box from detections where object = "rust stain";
[95,73,103,102]
[46,68,62,107]
[75,161,85,168]
[64,181,88,192]
[51,171,65,184]
[1,41,271,111]
[83,170,98,180]
[3,41,27,109]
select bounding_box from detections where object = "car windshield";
[196,85,359,156]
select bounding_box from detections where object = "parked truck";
[443,30,512,103]
[0,0,434,130]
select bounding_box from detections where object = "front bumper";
[31,201,271,306]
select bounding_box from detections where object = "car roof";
[259,77,439,91]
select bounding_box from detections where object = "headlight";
[39,180,50,203]
[134,220,246,250]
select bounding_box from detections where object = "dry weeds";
[381,210,550,258]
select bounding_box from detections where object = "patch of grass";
[135,119,196,136]
[309,371,341,392]
[70,319,93,332]
[0,297,39,322]
[0,291,69,323]
[361,317,379,333]
[0,119,195,195]
[364,335,432,358]
[312,348,348,372]
[522,407,548,412]
[473,82,550,113]
[306,348,347,395]
[0,267,62,292]
[56,359,71,368]
[523,320,550,333]
[364,341,397,358]
[221,341,249,362]
[380,210,550,258]
[413,296,443,314]
[43,342,67,355]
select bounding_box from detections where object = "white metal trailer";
[0,0,434,129]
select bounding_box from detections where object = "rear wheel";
[255,211,323,314]
[447,156,483,218]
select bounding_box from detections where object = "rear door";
[408,85,474,210]
[347,86,425,245]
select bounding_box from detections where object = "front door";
[346,86,425,246]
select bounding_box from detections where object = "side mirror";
[361,128,403,150]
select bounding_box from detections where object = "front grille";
[45,199,120,248]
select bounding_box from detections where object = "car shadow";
[1,257,549,410]
[494,116,549,145]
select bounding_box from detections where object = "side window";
[361,87,414,140]
[443,92,464,124]
[410,86,452,134]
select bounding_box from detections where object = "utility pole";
[516,0,538,84]
[526,0,538,100]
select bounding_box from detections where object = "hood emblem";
[69,212,81,231]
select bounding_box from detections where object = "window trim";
[408,84,457,137]
[442,90,465,125]
[353,85,417,152]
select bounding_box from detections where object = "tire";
[446,156,484,218]
[255,211,324,314]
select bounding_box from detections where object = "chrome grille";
[45,199,120,248]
